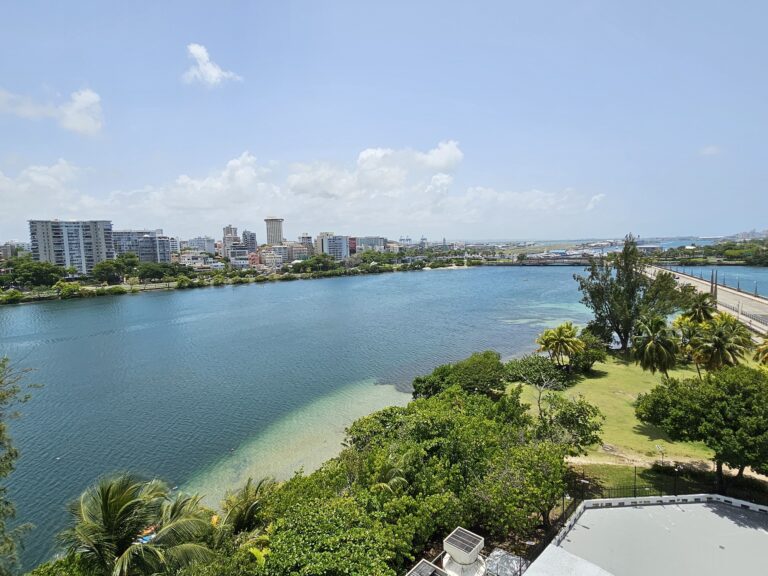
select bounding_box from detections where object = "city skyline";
[2,2,767,240]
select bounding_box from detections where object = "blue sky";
[1,1,766,242]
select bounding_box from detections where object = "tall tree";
[535,322,585,367]
[636,366,768,491]
[115,253,140,278]
[534,393,604,456]
[692,313,753,372]
[91,261,124,285]
[0,359,33,576]
[6,258,65,288]
[60,474,212,576]
[632,315,678,376]
[574,234,682,350]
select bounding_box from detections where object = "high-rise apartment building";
[264,218,284,245]
[187,236,216,254]
[222,224,240,257]
[316,232,350,261]
[223,224,238,238]
[242,230,258,253]
[29,220,115,274]
[113,230,171,263]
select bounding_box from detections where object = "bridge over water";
[646,265,768,336]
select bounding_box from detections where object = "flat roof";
[528,500,768,576]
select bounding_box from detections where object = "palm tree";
[682,292,717,324]
[372,455,409,496]
[632,315,678,376]
[219,477,274,536]
[673,316,704,377]
[535,322,585,367]
[672,316,698,361]
[691,313,753,373]
[754,339,768,365]
[60,473,212,576]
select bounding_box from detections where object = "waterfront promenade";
[646,265,768,336]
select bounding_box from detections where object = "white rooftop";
[526,495,768,576]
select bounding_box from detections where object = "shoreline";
[6,261,765,308]
[183,378,411,505]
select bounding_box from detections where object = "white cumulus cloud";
[1,142,605,240]
[586,193,606,211]
[57,89,103,136]
[182,44,242,86]
[0,88,103,135]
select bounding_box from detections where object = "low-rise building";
[355,236,388,253]
[0,242,15,260]
[289,244,310,261]
[261,251,283,268]
[227,243,249,260]
[271,245,290,263]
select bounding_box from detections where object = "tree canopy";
[59,473,212,576]
[0,359,33,576]
[412,351,506,399]
[0,258,65,289]
[574,234,684,350]
[636,366,768,490]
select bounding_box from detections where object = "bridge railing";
[716,301,768,332]
[656,265,766,302]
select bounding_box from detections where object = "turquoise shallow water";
[0,266,591,569]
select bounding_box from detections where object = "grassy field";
[518,355,713,465]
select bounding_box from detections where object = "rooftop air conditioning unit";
[442,527,486,576]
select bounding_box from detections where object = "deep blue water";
[0,267,591,569]
[662,265,768,297]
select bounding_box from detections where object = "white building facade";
[29,220,115,274]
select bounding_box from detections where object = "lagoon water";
[0,266,591,568]
[662,265,768,297]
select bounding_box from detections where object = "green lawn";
[518,356,713,463]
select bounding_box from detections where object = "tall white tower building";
[264,218,284,245]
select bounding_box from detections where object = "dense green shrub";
[506,354,571,390]
[25,555,88,576]
[0,289,24,304]
[412,351,506,398]
[570,331,608,374]
[53,281,82,299]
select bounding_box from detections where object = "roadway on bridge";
[647,266,768,336]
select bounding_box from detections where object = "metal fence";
[717,300,768,328]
